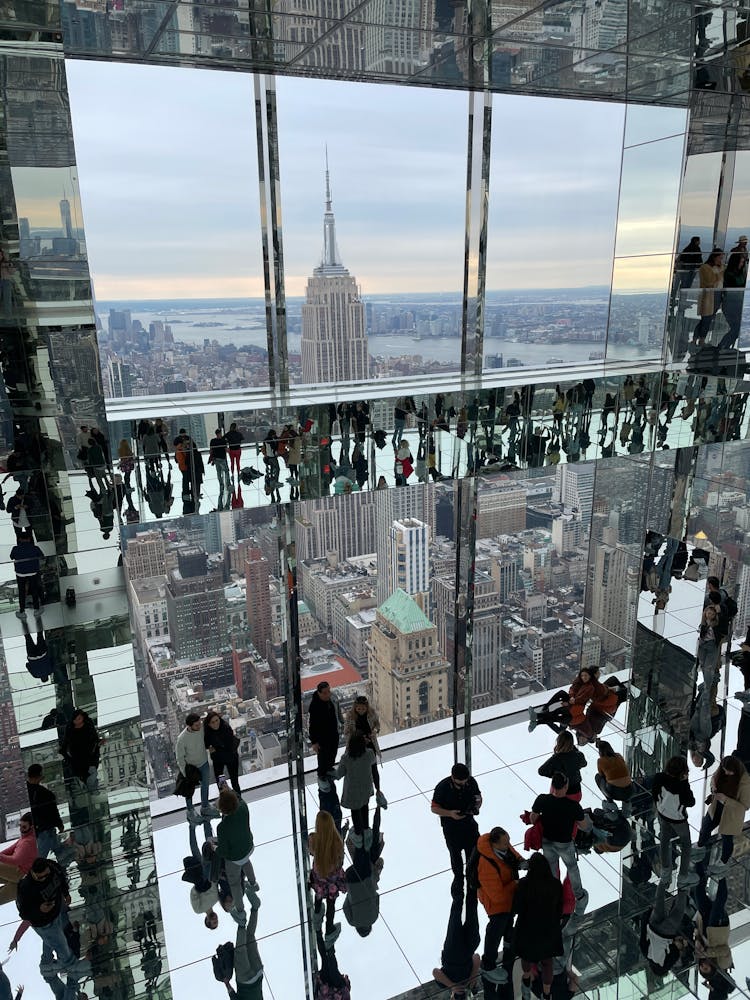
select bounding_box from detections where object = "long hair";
[203,710,222,730]
[310,811,343,878]
[554,731,574,754]
[525,852,554,885]
[715,756,745,798]
[596,740,617,758]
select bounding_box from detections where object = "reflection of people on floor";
[223,890,264,999]
[640,884,692,976]
[343,804,384,936]
[60,710,103,791]
[0,813,38,904]
[27,765,68,865]
[313,926,349,1000]
[20,619,53,682]
[432,891,481,995]
[10,531,43,620]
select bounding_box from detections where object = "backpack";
[212,942,235,982]
[722,590,738,618]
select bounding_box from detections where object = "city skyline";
[62,60,689,300]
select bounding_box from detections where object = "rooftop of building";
[299,653,362,693]
[378,589,432,634]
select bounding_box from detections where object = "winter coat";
[334,749,376,809]
[60,718,101,778]
[567,677,596,727]
[216,799,254,862]
[701,925,733,970]
[308,691,339,749]
[538,749,587,795]
[190,883,219,914]
[343,706,381,756]
[204,718,239,767]
[707,771,750,836]
[475,835,521,915]
[343,866,380,930]
[512,875,563,962]
[652,772,694,822]
[697,262,724,316]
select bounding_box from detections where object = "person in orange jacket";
[471,826,526,987]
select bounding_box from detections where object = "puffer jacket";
[475,833,522,916]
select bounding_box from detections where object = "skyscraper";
[376,483,436,604]
[300,160,369,384]
[390,517,430,612]
[60,196,73,239]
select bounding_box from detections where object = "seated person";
[594,740,633,811]
[528,668,598,736]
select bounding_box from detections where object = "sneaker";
[376,790,388,810]
[244,886,261,909]
[186,810,204,826]
[317,777,331,793]
[574,889,589,913]
[527,707,538,733]
[349,832,363,850]
[677,871,700,889]
[229,906,247,927]
[324,923,341,948]
[690,845,707,862]
[734,690,750,704]
[201,806,220,819]
[482,967,509,985]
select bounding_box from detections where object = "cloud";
[64,61,685,297]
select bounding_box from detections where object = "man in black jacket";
[308,682,339,788]
[16,858,76,970]
[26,764,66,862]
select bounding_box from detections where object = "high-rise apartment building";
[166,549,226,660]
[244,548,273,659]
[376,483,436,603]
[124,530,167,581]
[390,517,430,612]
[300,165,369,385]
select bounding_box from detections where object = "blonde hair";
[309,811,343,878]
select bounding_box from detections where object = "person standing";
[9,531,44,622]
[16,858,78,972]
[692,249,725,346]
[59,709,103,791]
[697,756,750,876]
[333,733,376,847]
[652,756,698,888]
[204,710,242,796]
[431,763,482,895]
[176,713,219,822]
[0,814,38,903]
[343,696,387,809]
[216,789,259,926]
[208,429,230,495]
[225,423,245,480]
[719,235,748,348]
[222,892,264,999]
[512,853,563,1000]
[529,772,588,900]
[673,236,703,296]
[473,826,523,986]
[308,681,340,789]
[26,765,66,862]
[432,892,481,997]
[308,810,345,943]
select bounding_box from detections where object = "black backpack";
[212,941,235,982]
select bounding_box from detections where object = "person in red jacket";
[473,827,525,987]
[527,669,597,735]
[0,813,38,904]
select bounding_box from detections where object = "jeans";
[658,815,692,878]
[213,458,230,493]
[542,839,583,897]
[316,743,337,780]
[697,802,734,862]
[594,772,633,804]
[234,905,263,985]
[16,574,42,612]
[392,418,405,447]
[651,882,688,934]
[187,761,211,812]
[37,827,62,860]
[482,911,514,971]
[35,913,75,968]
[213,756,241,795]
[225,855,257,916]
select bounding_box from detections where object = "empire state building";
[301,164,369,384]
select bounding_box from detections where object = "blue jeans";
[542,839,583,897]
[188,761,210,811]
[37,828,62,860]
[35,913,75,968]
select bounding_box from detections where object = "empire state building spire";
[318,148,346,274]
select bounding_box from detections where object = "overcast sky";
[58,60,689,299]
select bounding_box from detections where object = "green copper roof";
[378,589,431,634]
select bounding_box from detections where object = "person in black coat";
[537,731,587,798]
[203,710,241,795]
[60,710,102,790]
[512,853,563,1000]
[308,682,340,787]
